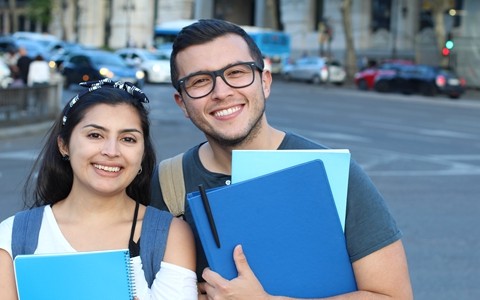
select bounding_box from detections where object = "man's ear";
[174,92,190,119]
[57,136,68,157]
[261,69,272,99]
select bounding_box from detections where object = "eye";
[225,65,250,78]
[87,132,102,139]
[187,74,212,88]
[122,136,137,143]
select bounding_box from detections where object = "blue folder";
[232,149,351,231]
[14,249,135,300]
[187,160,357,298]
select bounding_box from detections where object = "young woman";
[0,79,198,299]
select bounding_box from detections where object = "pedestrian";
[0,79,198,300]
[26,54,52,113]
[27,54,50,86]
[16,47,32,85]
[150,19,413,299]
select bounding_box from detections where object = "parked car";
[48,43,91,71]
[14,39,50,59]
[354,59,414,90]
[115,48,171,83]
[61,49,145,88]
[0,36,17,54]
[373,64,466,99]
[282,56,346,85]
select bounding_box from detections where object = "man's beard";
[205,106,264,148]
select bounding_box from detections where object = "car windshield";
[142,50,170,60]
[90,52,127,66]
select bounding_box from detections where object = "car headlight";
[99,67,114,78]
[136,70,145,79]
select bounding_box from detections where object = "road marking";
[0,150,39,160]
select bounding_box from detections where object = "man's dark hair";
[170,19,264,91]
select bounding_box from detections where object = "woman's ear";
[57,136,68,157]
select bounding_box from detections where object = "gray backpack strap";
[159,153,185,217]
[139,206,173,288]
[11,206,46,259]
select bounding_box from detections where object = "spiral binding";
[125,250,137,299]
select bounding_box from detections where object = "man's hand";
[201,245,270,300]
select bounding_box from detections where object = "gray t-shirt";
[150,132,402,279]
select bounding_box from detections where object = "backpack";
[158,153,185,217]
[11,205,172,288]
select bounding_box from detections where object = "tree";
[27,0,53,30]
[340,0,357,81]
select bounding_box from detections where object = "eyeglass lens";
[183,63,256,99]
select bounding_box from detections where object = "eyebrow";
[184,60,246,78]
[82,124,143,135]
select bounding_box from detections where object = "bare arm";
[201,240,412,300]
[162,217,196,272]
[0,249,18,300]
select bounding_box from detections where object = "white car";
[282,56,346,85]
[116,48,171,83]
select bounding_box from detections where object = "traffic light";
[442,47,450,56]
[445,40,454,50]
[445,32,454,50]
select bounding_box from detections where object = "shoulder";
[0,216,15,257]
[163,217,196,271]
[280,132,329,149]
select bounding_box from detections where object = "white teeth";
[94,164,121,172]
[214,106,240,117]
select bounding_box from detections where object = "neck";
[200,125,285,174]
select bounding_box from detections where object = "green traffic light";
[445,40,454,50]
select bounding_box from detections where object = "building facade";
[1,0,478,86]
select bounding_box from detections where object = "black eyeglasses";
[177,61,263,99]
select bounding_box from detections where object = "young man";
[151,19,413,299]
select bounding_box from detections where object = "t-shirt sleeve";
[345,160,402,262]
[0,216,15,257]
[132,257,197,300]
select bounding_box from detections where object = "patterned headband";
[62,79,149,126]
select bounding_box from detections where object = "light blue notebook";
[14,249,135,300]
[232,149,351,231]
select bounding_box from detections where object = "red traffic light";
[442,47,450,56]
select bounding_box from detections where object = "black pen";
[198,184,221,248]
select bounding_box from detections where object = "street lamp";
[123,0,135,47]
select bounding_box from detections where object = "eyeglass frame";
[176,61,264,99]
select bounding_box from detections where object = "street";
[1,80,479,299]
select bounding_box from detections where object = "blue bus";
[154,20,291,73]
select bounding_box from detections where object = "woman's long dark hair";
[24,87,156,208]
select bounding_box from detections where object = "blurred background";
[0,0,478,85]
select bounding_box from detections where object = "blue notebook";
[14,249,135,300]
[232,149,350,231]
[187,160,357,298]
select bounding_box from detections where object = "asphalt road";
[1,80,479,299]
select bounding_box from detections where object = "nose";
[101,139,120,157]
[210,75,234,100]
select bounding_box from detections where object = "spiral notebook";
[14,249,135,300]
